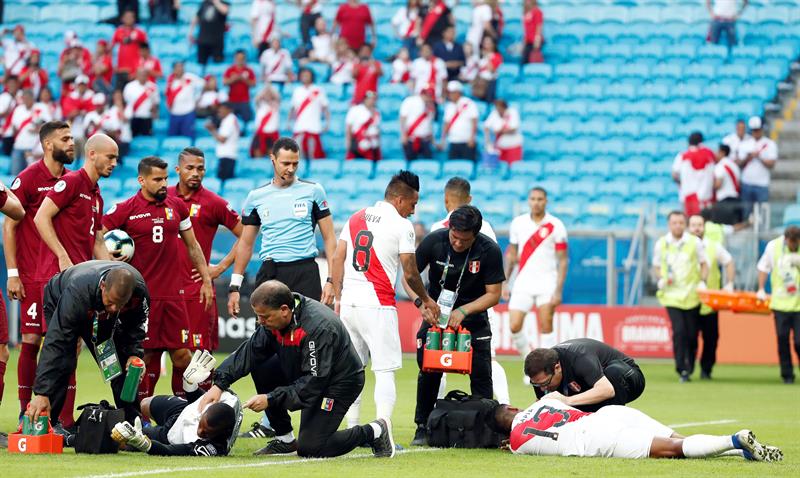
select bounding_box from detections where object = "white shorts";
[508,288,553,312]
[583,406,675,459]
[339,304,402,372]
[488,307,499,358]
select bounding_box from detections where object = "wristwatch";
[228,285,240,293]
[326,277,333,284]
[414,297,423,308]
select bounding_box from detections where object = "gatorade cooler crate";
[422,349,473,374]
[422,326,473,374]
[699,290,771,314]
[8,413,64,454]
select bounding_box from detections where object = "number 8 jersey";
[102,192,192,299]
[339,201,416,308]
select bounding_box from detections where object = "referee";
[406,205,505,446]
[228,137,337,313]
[524,338,646,413]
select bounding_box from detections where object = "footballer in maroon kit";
[0,179,25,447]
[167,147,242,353]
[3,121,76,422]
[102,156,214,399]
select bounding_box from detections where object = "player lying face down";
[491,400,783,462]
[112,350,243,456]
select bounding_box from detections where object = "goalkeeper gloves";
[183,349,217,392]
[111,417,151,452]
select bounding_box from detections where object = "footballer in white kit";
[332,171,438,425]
[493,398,782,462]
[506,187,568,355]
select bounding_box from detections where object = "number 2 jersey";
[102,192,192,299]
[339,200,416,308]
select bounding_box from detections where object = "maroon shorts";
[143,299,190,350]
[208,296,220,351]
[184,297,218,350]
[0,296,8,344]
[19,280,46,335]
[294,132,326,159]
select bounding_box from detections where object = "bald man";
[32,133,118,431]
[26,261,151,431]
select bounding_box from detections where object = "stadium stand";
[0,0,798,231]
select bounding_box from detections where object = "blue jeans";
[167,112,196,140]
[740,182,769,216]
[709,19,736,48]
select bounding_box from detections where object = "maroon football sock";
[59,372,77,428]
[171,367,186,398]
[18,342,39,413]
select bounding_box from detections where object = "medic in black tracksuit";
[212,293,369,458]
[33,260,150,423]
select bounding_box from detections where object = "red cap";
[97,39,108,47]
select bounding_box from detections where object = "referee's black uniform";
[534,338,646,413]
[413,227,505,429]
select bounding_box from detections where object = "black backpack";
[74,400,126,454]
[425,390,507,448]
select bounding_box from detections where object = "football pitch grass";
[1,350,798,477]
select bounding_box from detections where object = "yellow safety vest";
[700,239,721,316]
[769,237,800,312]
[704,221,725,245]
[657,235,701,310]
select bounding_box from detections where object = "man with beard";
[167,147,242,356]
[4,121,77,427]
[102,156,214,400]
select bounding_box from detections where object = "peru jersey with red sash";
[339,201,416,308]
[509,212,567,294]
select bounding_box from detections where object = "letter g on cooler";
[18,438,27,453]
[440,353,453,367]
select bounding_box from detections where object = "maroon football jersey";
[102,191,192,299]
[167,184,240,297]
[36,168,103,282]
[9,160,62,282]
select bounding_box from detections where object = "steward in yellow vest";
[689,214,735,380]
[653,211,709,382]
[756,226,800,384]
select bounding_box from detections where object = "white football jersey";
[339,201,416,308]
[430,211,497,243]
[167,391,240,445]
[509,212,567,294]
[510,399,593,457]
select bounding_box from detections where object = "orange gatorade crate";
[699,290,771,315]
[8,413,64,454]
[422,349,473,374]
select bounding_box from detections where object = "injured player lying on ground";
[111,350,243,456]
[491,398,783,462]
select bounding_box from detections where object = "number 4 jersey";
[339,201,416,308]
[102,192,192,299]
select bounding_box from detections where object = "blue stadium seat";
[570,44,601,61]
[611,160,646,178]
[573,119,608,138]
[595,139,626,157]
[522,101,555,118]
[538,83,571,101]
[375,159,407,178]
[586,63,619,81]
[554,63,587,82]
[469,178,493,198]
[565,179,597,198]
[621,100,655,120]
[224,178,256,195]
[442,160,474,179]
[601,44,633,63]
[342,159,375,179]
[581,160,611,179]
[684,63,715,81]
[540,119,574,137]
[560,100,589,119]
[738,82,773,101]
[560,138,591,157]
[509,161,543,178]
[704,83,736,100]
[783,205,800,226]
[549,200,582,224]
[587,101,621,121]
[655,101,689,121]
[607,119,641,138]
[672,83,704,100]
[408,160,441,179]
[572,82,604,100]
[533,179,562,198]
[626,138,661,159]
[308,158,341,178]
[651,63,683,81]
[543,159,578,178]
[521,63,554,85]
[605,82,637,100]
[638,83,669,100]
[203,178,222,194]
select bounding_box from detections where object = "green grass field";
[1,350,798,477]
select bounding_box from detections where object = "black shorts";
[197,42,224,65]
[448,142,477,161]
[217,157,236,180]
[255,257,322,301]
[145,395,189,443]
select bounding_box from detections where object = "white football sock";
[368,422,382,440]
[539,331,558,348]
[437,374,447,399]
[491,360,510,405]
[681,435,734,458]
[276,432,295,443]
[512,331,529,358]
[374,370,396,420]
[346,394,362,429]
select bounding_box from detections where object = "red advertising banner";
[397,303,675,358]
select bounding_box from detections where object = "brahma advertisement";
[216,297,778,364]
